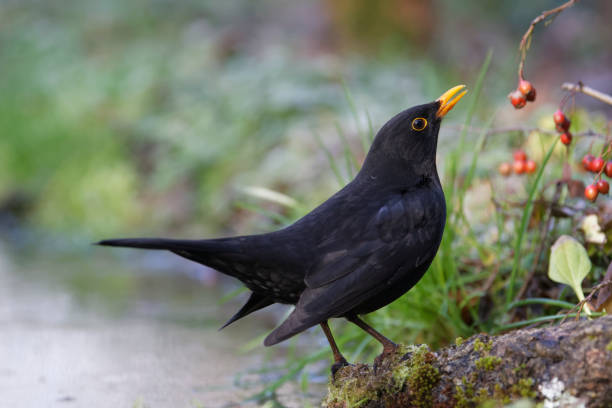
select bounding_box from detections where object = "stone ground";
[0,245,321,407]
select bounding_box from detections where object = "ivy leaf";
[548,235,591,313]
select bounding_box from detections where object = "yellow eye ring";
[411,117,428,131]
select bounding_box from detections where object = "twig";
[561,279,612,324]
[518,0,579,79]
[561,82,612,107]
[446,124,607,140]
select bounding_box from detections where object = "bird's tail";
[96,237,273,328]
[96,237,246,271]
[97,237,214,251]
[97,238,227,264]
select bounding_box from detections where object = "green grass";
[4,1,611,404]
[242,50,611,401]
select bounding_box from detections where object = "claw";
[331,358,351,379]
[373,344,399,374]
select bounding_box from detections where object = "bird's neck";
[358,156,440,191]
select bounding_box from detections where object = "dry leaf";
[580,214,606,245]
[590,262,612,313]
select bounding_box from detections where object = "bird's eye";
[411,117,427,131]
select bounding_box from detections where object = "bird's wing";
[264,186,445,346]
[304,186,435,287]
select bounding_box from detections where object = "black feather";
[219,292,273,330]
[99,99,452,350]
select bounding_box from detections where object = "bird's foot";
[330,358,351,379]
[373,343,399,373]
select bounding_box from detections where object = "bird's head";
[361,85,467,181]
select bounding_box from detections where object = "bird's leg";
[347,315,397,356]
[320,321,349,376]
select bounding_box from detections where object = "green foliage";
[548,235,591,305]
[5,1,611,402]
[2,0,462,239]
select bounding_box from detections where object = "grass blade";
[507,297,576,310]
[234,201,293,225]
[341,80,370,155]
[314,130,346,186]
[335,121,359,178]
[457,108,498,213]
[506,138,559,304]
[494,312,605,332]
[365,109,375,142]
[445,49,493,210]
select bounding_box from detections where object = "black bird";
[98,85,467,370]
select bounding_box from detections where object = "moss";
[474,387,491,405]
[473,338,492,353]
[606,340,612,351]
[324,364,379,408]
[394,345,440,407]
[455,336,465,346]
[510,378,537,399]
[475,355,502,371]
[453,336,536,407]
[493,383,512,404]
[456,376,536,407]
[324,344,440,408]
[454,376,474,408]
[587,334,599,341]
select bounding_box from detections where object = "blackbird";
[98,85,467,371]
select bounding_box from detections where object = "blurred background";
[1,0,611,407]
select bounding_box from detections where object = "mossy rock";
[324,344,440,408]
[322,316,612,408]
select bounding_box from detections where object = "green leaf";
[548,235,591,304]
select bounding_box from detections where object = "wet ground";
[0,242,325,407]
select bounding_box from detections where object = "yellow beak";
[436,84,468,118]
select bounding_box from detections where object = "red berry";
[525,159,537,174]
[553,110,570,132]
[582,154,595,171]
[597,179,609,194]
[498,162,511,177]
[553,110,566,125]
[513,150,527,162]
[585,184,599,202]
[518,80,536,102]
[559,132,572,146]
[513,160,526,174]
[556,120,570,132]
[509,90,526,109]
[518,80,533,95]
[605,161,612,178]
[525,88,536,102]
[590,157,604,173]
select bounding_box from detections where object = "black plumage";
[98,85,467,369]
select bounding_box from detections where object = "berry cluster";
[499,149,537,176]
[582,154,612,202]
[553,109,572,146]
[509,80,536,109]
[506,74,610,204]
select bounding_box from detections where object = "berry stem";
[595,141,612,179]
[517,0,579,80]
